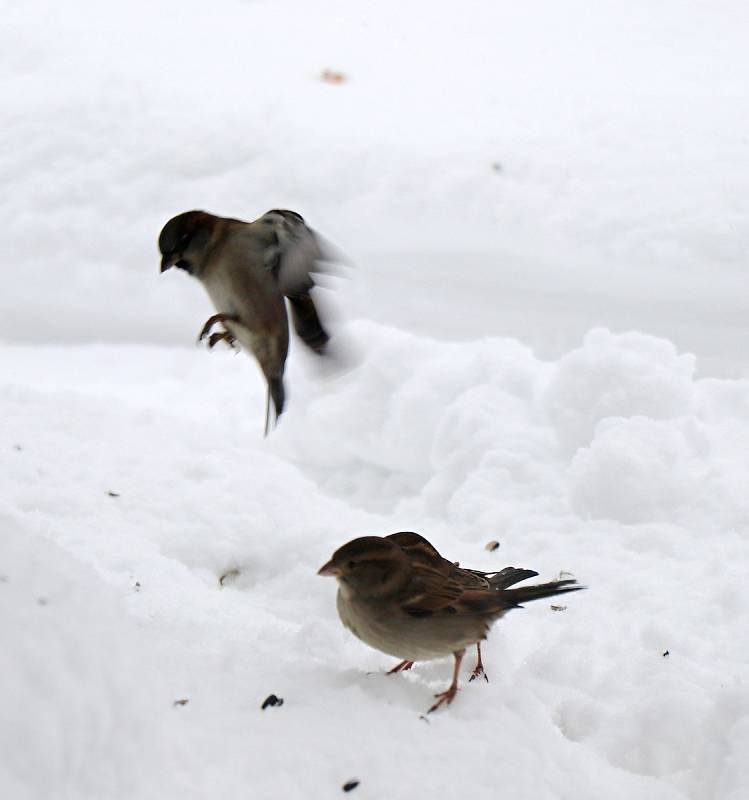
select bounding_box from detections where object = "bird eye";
[347,560,356,569]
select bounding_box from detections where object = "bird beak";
[317,560,341,577]
[160,253,179,272]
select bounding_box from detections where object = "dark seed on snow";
[484,540,500,552]
[219,568,240,586]
[261,694,284,710]
[107,491,120,497]
[342,780,360,792]
[663,650,670,657]
[173,699,189,707]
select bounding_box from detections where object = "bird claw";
[428,686,458,713]
[197,313,237,343]
[207,331,237,350]
[469,665,489,683]
[387,660,414,675]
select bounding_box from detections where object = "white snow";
[2,1,748,799]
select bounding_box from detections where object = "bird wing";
[399,560,529,618]
[398,562,466,617]
[388,531,502,591]
[386,533,467,614]
[254,209,335,297]
[253,209,339,354]
[393,540,548,617]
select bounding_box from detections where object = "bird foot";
[387,660,414,675]
[468,664,489,683]
[428,685,458,713]
[197,313,238,343]
[207,331,237,350]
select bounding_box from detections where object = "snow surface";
[3,1,748,799]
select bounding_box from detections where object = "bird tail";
[502,579,584,607]
[487,567,540,590]
[264,376,286,437]
[287,293,329,355]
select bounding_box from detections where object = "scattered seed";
[491,162,502,172]
[219,568,241,586]
[321,69,346,84]
[37,597,48,606]
[484,540,500,552]
[13,444,22,451]
[173,699,189,707]
[134,582,141,592]
[261,694,284,710]
[662,650,670,657]
[342,780,360,792]
[550,604,567,612]
[107,491,120,497]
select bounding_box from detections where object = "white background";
[2,2,748,799]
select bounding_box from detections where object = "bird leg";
[387,660,414,675]
[197,313,239,343]
[468,642,489,683]
[207,331,237,350]
[428,649,464,713]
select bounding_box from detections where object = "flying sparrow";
[159,209,335,434]
[318,533,583,712]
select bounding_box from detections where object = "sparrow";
[318,533,583,712]
[383,531,539,681]
[159,209,334,435]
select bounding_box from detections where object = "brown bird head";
[317,536,412,599]
[158,210,216,276]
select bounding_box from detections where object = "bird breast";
[335,587,489,662]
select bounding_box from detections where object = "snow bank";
[3,324,748,799]
[4,0,748,796]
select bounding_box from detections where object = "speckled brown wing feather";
[397,562,467,617]
[387,531,536,593]
[398,561,524,618]
[387,532,489,593]
[388,536,510,618]
[388,531,581,618]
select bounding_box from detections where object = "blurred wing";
[256,209,337,354]
[257,209,335,296]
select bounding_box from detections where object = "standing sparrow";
[318,533,583,712]
[384,531,539,681]
[159,209,334,434]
